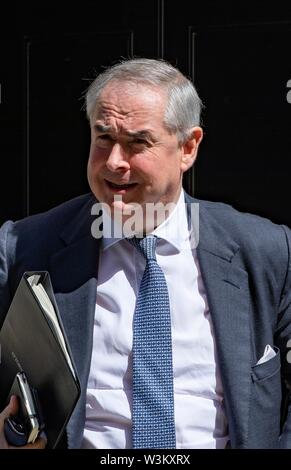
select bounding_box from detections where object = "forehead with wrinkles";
[92,81,167,127]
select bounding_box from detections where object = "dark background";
[1,0,291,226]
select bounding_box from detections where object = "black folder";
[0,271,80,448]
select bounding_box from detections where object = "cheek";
[129,156,149,176]
[88,146,108,169]
[87,151,103,186]
[132,153,165,177]
[135,161,175,183]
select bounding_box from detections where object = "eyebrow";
[94,124,112,133]
[93,124,154,140]
[126,130,153,140]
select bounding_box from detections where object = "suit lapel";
[186,195,252,448]
[49,235,100,376]
[49,196,100,447]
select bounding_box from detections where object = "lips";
[105,179,138,192]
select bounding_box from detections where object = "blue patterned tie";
[127,235,176,449]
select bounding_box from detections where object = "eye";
[132,138,149,147]
[95,134,115,147]
[98,134,112,140]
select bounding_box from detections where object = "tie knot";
[127,236,157,261]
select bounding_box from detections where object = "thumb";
[0,395,19,449]
[0,395,19,425]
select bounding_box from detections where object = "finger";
[17,435,47,450]
[0,396,20,449]
[0,395,18,425]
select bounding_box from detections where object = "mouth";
[105,179,138,193]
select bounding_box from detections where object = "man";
[0,58,291,449]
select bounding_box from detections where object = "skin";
[0,396,47,449]
[87,81,203,232]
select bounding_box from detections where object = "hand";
[0,395,47,449]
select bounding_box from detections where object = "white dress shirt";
[81,189,229,449]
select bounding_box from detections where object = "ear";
[180,127,203,173]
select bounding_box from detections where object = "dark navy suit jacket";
[1,192,291,448]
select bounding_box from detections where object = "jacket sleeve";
[0,221,14,328]
[276,225,291,447]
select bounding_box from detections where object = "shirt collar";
[102,189,190,252]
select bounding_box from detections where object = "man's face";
[87,81,202,218]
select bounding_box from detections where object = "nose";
[106,143,130,172]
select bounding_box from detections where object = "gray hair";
[85,58,202,144]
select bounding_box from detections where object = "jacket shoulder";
[191,195,289,237]
[12,193,95,232]
[186,194,291,261]
[0,193,96,271]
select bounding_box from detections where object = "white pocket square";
[256,344,277,365]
